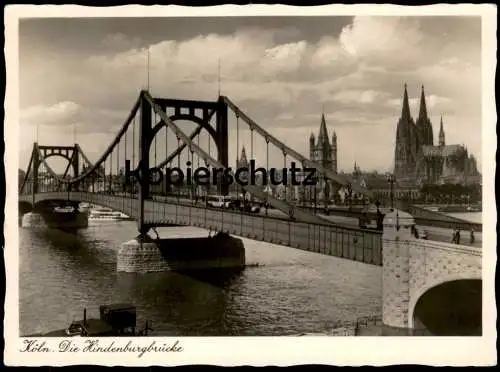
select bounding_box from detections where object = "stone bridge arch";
[408,274,482,330]
[382,209,482,335]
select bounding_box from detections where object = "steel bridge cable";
[52,96,141,186]
[35,102,139,188]
[236,112,240,201]
[266,139,269,213]
[143,91,331,225]
[284,152,287,202]
[167,125,170,198]
[177,136,181,201]
[223,96,371,198]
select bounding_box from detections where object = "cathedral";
[394,84,480,186]
[309,113,338,200]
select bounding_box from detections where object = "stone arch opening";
[412,278,482,336]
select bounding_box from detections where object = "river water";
[19,221,383,336]
[444,212,482,224]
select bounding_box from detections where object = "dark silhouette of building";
[309,112,337,201]
[393,84,480,186]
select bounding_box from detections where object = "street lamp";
[387,173,395,210]
[347,182,352,212]
[313,176,318,214]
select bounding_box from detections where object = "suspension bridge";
[18,90,482,335]
[19,90,384,261]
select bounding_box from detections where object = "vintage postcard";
[3,4,497,366]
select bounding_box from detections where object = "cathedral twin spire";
[394,83,448,180]
[439,115,445,146]
[401,83,413,122]
[400,83,436,147]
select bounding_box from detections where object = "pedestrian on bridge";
[452,227,461,245]
[470,228,475,244]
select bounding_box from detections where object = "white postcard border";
[3,4,497,366]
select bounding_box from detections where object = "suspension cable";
[236,113,240,201]
[266,139,270,204]
[177,136,181,199]
[283,151,287,202]
[110,149,113,194]
[117,141,120,180]
[154,113,157,168]
[132,116,136,169]
[251,127,254,160]
[190,147,195,201]
[197,134,200,168]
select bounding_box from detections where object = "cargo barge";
[24,303,153,337]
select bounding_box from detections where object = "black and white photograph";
[4,4,497,366]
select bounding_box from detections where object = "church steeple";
[418,85,428,119]
[439,116,445,146]
[238,146,248,168]
[317,113,329,144]
[415,84,434,146]
[401,83,412,121]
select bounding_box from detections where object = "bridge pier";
[117,232,246,273]
[20,212,46,228]
[381,209,429,335]
[19,201,89,230]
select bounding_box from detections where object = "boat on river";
[24,304,153,337]
[89,207,133,221]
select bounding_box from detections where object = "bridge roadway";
[152,195,481,248]
[20,192,383,266]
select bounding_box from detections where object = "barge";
[25,303,153,337]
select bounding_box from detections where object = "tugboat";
[27,304,153,337]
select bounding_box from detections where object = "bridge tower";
[31,144,39,205]
[137,91,229,235]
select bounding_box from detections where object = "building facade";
[393,84,480,186]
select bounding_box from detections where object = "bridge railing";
[21,191,383,266]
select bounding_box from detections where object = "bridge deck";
[21,192,383,266]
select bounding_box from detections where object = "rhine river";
[18,212,481,336]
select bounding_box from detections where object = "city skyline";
[19,16,482,173]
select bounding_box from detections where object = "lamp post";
[314,176,318,214]
[387,174,395,210]
[347,182,352,212]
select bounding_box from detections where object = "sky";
[18,15,482,173]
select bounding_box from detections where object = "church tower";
[309,112,337,201]
[394,83,419,181]
[237,146,249,169]
[310,113,336,172]
[438,116,446,146]
[332,130,337,174]
[416,85,434,147]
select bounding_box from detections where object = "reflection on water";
[20,221,382,336]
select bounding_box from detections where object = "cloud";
[102,32,143,51]
[18,16,482,172]
[20,102,128,134]
[332,90,389,104]
[339,16,423,62]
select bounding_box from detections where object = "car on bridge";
[206,195,232,209]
